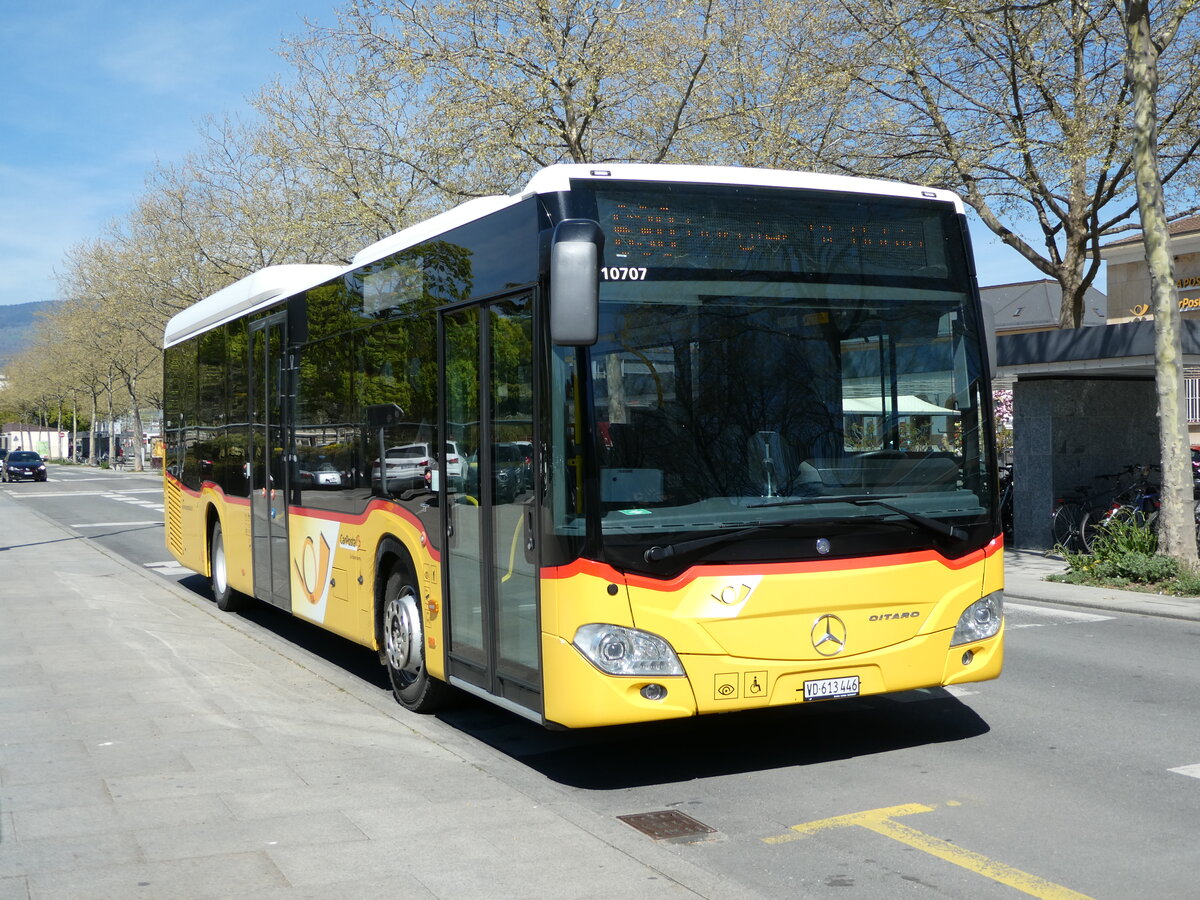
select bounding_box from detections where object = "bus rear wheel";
[210,522,241,612]
[382,569,450,712]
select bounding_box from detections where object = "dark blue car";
[3,450,47,482]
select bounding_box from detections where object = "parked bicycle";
[1050,484,1105,553]
[1082,464,1160,549]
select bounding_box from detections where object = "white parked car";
[373,441,463,492]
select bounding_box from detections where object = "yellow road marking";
[764,803,933,841]
[764,803,1094,900]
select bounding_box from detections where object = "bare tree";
[58,238,163,471]
[828,0,1200,326]
[1124,0,1200,564]
[290,0,756,197]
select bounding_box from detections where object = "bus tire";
[382,568,450,712]
[210,522,241,612]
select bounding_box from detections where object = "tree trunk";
[89,393,99,465]
[106,377,117,464]
[1126,0,1198,566]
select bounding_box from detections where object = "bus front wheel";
[210,522,241,612]
[382,570,451,712]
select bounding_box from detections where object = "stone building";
[993,218,1200,549]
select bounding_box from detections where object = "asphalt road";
[8,464,1198,899]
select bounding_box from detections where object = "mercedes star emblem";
[811,614,848,656]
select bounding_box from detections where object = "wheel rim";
[384,586,424,684]
[212,534,228,595]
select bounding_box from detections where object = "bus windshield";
[551,182,995,572]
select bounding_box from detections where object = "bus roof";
[351,164,964,269]
[166,165,965,347]
[163,264,344,348]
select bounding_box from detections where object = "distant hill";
[0,301,58,366]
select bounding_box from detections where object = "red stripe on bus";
[166,474,437,560]
[542,539,998,592]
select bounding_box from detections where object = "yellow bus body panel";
[541,542,1003,729]
[169,470,1003,730]
[283,504,446,680]
[164,477,445,680]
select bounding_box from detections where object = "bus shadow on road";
[437,690,991,790]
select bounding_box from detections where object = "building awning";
[843,396,958,415]
[997,319,1200,380]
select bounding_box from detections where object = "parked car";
[3,450,48,482]
[372,442,463,492]
[465,442,525,503]
[513,440,533,491]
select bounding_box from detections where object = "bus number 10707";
[601,267,649,281]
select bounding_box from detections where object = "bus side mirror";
[550,219,604,346]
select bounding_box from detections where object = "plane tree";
[823,0,1200,327]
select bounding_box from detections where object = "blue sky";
[0,0,333,307]
[0,1,1048,309]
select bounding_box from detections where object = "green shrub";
[1101,551,1178,583]
[1052,513,1200,595]
[1090,513,1159,557]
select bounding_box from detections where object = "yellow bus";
[162,164,1004,728]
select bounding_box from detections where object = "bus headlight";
[951,591,1004,646]
[573,624,685,677]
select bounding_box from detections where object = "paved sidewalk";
[0,493,754,900]
[3,489,1197,900]
[1005,548,1200,622]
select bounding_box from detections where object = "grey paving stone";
[0,829,142,877]
[133,811,367,862]
[104,763,308,803]
[12,794,231,842]
[0,776,112,813]
[25,851,288,900]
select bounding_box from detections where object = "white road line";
[944,686,978,698]
[9,490,111,498]
[52,476,132,482]
[1168,764,1200,779]
[70,521,164,528]
[144,561,192,576]
[1006,602,1115,628]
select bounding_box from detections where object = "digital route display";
[593,186,955,279]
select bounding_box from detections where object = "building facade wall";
[1104,237,1200,444]
[1013,378,1158,549]
[1106,247,1200,324]
[0,427,72,459]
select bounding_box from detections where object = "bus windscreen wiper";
[749,493,968,541]
[641,508,959,563]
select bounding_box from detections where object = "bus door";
[249,312,291,609]
[440,292,541,717]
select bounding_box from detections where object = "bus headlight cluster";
[951,591,1004,646]
[573,624,685,677]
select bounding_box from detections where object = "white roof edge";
[522,164,965,211]
[350,164,965,270]
[163,264,345,348]
[352,195,524,268]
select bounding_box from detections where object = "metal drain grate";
[617,810,716,842]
